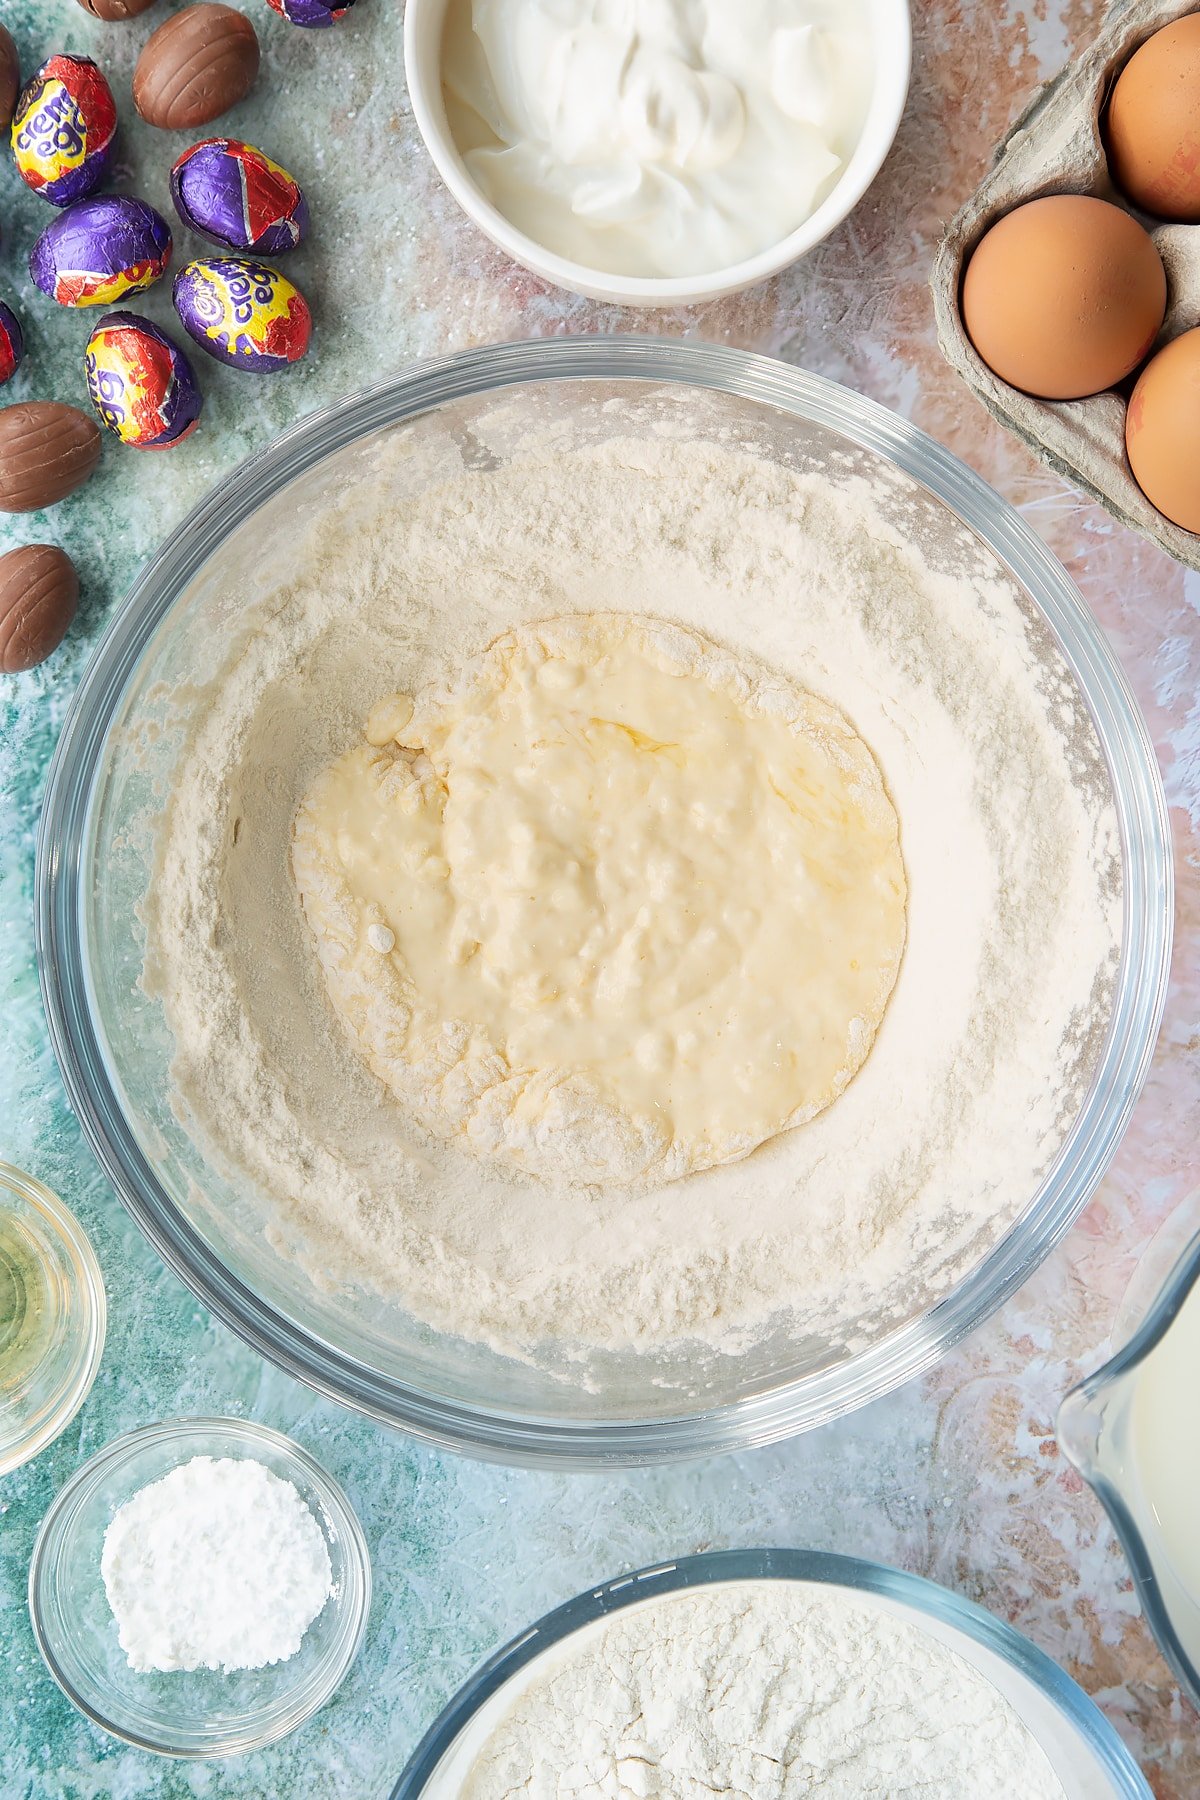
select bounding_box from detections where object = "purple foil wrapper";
[266,0,358,27]
[0,302,23,385]
[11,54,118,208]
[170,138,308,256]
[30,196,172,308]
[173,257,312,373]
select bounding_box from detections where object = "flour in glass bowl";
[141,395,1121,1369]
[457,1584,1067,1798]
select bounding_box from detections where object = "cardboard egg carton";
[932,0,1200,570]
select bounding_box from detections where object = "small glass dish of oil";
[1058,1194,1200,1711]
[0,1161,106,1476]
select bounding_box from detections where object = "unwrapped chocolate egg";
[76,0,161,16]
[171,138,308,255]
[0,544,79,672]
[266,0,358,25]
[1107,16,1200,221]
[962,194,1166,400]
[1126,327,1200,533]
[85,311,202,450]
[0,27,19,131]
[173,257,311,371]
[10,54,118,207]
[30,196,172,308]
[0,402,102,512]
[134,4,260,130]
[0,302,23,386]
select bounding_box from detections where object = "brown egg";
[961,195,1166,400]
[0,545,79,673]
[1126,327,1200,532]
[1107,16,1200,221]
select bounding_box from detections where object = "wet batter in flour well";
[292,614,907,1186]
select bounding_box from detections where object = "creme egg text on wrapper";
[173,258,311,371]
[30,196,172,308]
[11,55,117,208]
[170,139,309,255]
[961,193,1166,400]
[85,311,203,451]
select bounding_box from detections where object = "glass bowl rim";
[1058,1229,1200,1715]
[34,334,1173,1466]
[388,1546,1152,1798]
[0,1159,107,1477]
[26,1413,373,1759]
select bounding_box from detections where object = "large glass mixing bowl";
[36,339,1172,1467]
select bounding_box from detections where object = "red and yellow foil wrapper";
[85,311,202,451]
[11,55,117,208]
[30,196,172,308]
[173,258,312,373]
[171,138,309,255]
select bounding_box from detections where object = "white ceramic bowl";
[403,0,912,306]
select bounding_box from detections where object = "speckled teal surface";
[3,3,1200,1797]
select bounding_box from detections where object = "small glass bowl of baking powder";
[27,1416,372,1758]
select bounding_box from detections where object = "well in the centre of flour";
[295,612,906,1188]
[291,613,907,1186]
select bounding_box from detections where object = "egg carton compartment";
[932,0,1200,571]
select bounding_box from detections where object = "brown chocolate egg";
[0,26,19,130]
[1126,327,1200,533]
[134,4,259,131]
[0,403,103,512]
[961,195,1166,400]
[0,545,79,672]
[77,0,161,16]
[1107,16,1200,221]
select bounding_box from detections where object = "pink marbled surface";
[1,3,1197,1795]
[422,1,1200,1787]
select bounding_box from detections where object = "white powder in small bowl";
[100,1454,333,1675]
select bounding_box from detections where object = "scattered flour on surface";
[459,1583,1068,1799]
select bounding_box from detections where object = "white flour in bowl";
[457,1583,1067,1798]
[142,411,1120,1366]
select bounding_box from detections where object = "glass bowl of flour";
[28,1416,371,1757]
[36,338,1171,1465]
[389,1549,1152,1798]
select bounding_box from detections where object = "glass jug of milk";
[1058,1208,1200,1711]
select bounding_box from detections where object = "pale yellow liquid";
[1127,1277,1200,1661]
[0,1211,55,1399]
